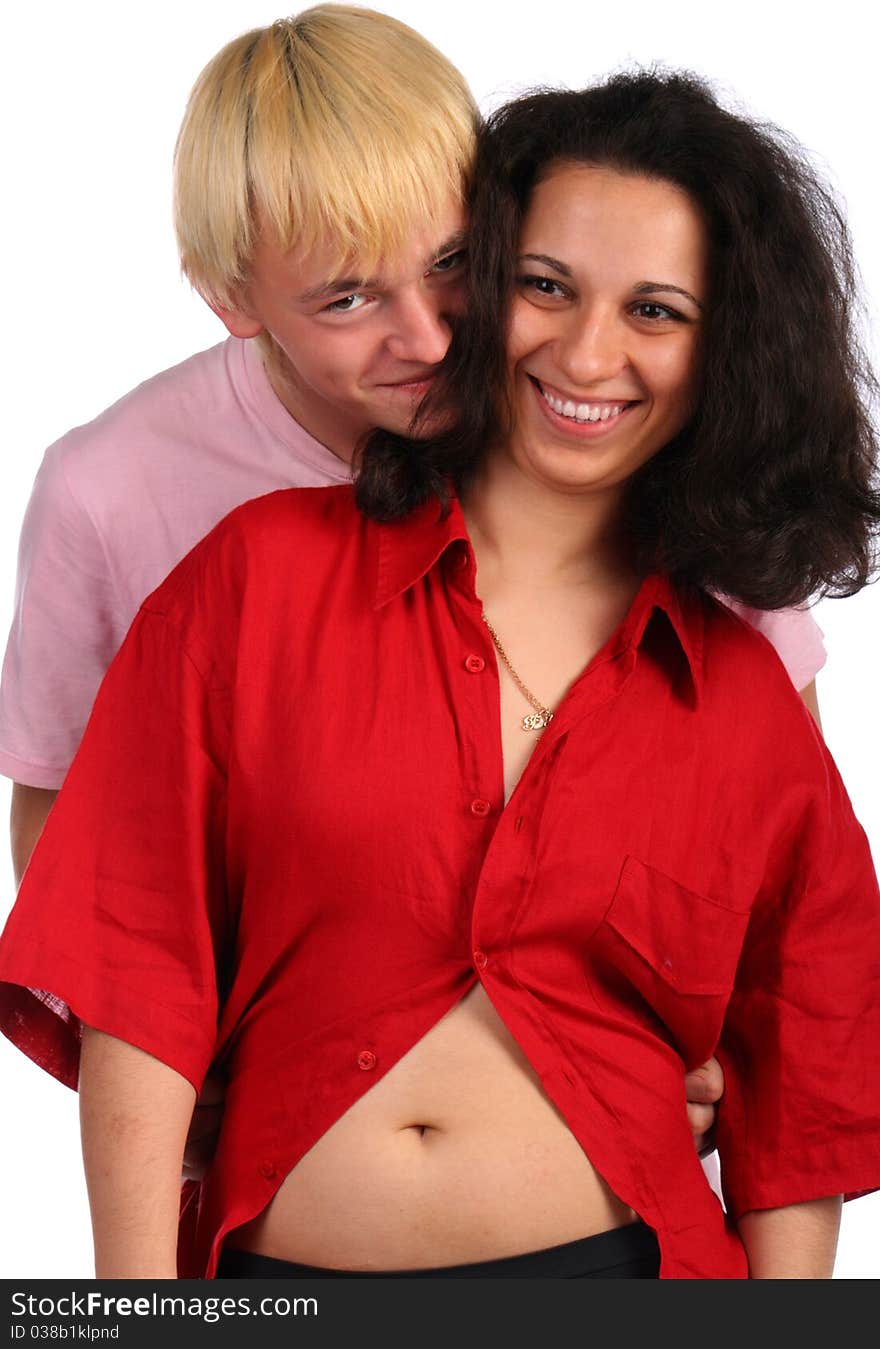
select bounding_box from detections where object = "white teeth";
[539,383,626,425]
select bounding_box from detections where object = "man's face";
[212,194,468,461]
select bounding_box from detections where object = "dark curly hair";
[355,70,880,609]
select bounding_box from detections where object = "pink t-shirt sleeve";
[717,597,826,691]
[0,441,122,788]
[0,340,352,791]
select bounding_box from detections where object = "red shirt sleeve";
[0,602,229,1094]
[716,736,880,1217]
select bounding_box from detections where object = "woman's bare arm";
[79,1026,196,1278]
[738,1196,842,1278]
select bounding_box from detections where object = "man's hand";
[685,1056,724,1155]
[182,1071,226,1181]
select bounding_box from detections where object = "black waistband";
[217,1221,660,1279]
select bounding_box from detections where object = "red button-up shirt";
[1,486,878,1279]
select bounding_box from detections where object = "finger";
[686,1101,715,1141]
[684,1056,724,1104]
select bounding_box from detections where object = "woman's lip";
[529,376,638,439]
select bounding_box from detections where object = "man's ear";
[203,290,264,340]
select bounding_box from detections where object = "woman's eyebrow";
[634,281,704,311]
[517,258,703,312]
[518,253,572,277]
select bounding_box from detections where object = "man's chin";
[368,406,452,442]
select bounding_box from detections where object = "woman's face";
[505,162,707,497]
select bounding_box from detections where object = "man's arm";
[11,784,58,888]
[738,1196,842,1278]
[80,1026,196,1279]
[799,679,822,730]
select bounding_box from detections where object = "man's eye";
[432,249,467,274]
[324,293,368,314]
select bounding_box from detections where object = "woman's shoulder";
[711,595,825,691]
[148,484,358,591]
[136,484,362,642]
[211,482,360,544]
[695,589,825,756]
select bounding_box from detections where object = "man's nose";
[385,291,453,366]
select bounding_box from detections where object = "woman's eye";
[519,275,569,299]
[631,301,681,322]
[324,292,368,314]
[432,248,467,274]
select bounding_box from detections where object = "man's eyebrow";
[634,281,704,311]
[296,275,378,304]
[428,230,469,265]
[297,232,471,305]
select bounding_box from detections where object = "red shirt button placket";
[464,648,492,817]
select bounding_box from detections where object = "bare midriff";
[231,983,636,1270]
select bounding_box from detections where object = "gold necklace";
[483,616,555,732]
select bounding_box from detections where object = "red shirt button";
[258,1161,277,1180]
[473,948,488,970]
[470,798,491,817]
[453,546,469,570]
[464,654,485,674]
[357,1049,377,1071]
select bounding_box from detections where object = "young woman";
[0,71,878,1280]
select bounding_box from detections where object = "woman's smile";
[529,375,639,440]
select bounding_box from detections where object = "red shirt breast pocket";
[589,855,751,1069]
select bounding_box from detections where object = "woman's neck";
[462,452,637,594]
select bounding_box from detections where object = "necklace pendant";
[522,711,552,732]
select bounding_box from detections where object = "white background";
[0,0,877,1279]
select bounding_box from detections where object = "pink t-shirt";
[0,337,826,789]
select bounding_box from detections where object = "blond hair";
[174,5,479,307]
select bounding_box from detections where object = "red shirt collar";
[371,493,703,701]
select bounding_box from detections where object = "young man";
[2,5,476,884]
[0,4,823,1242]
